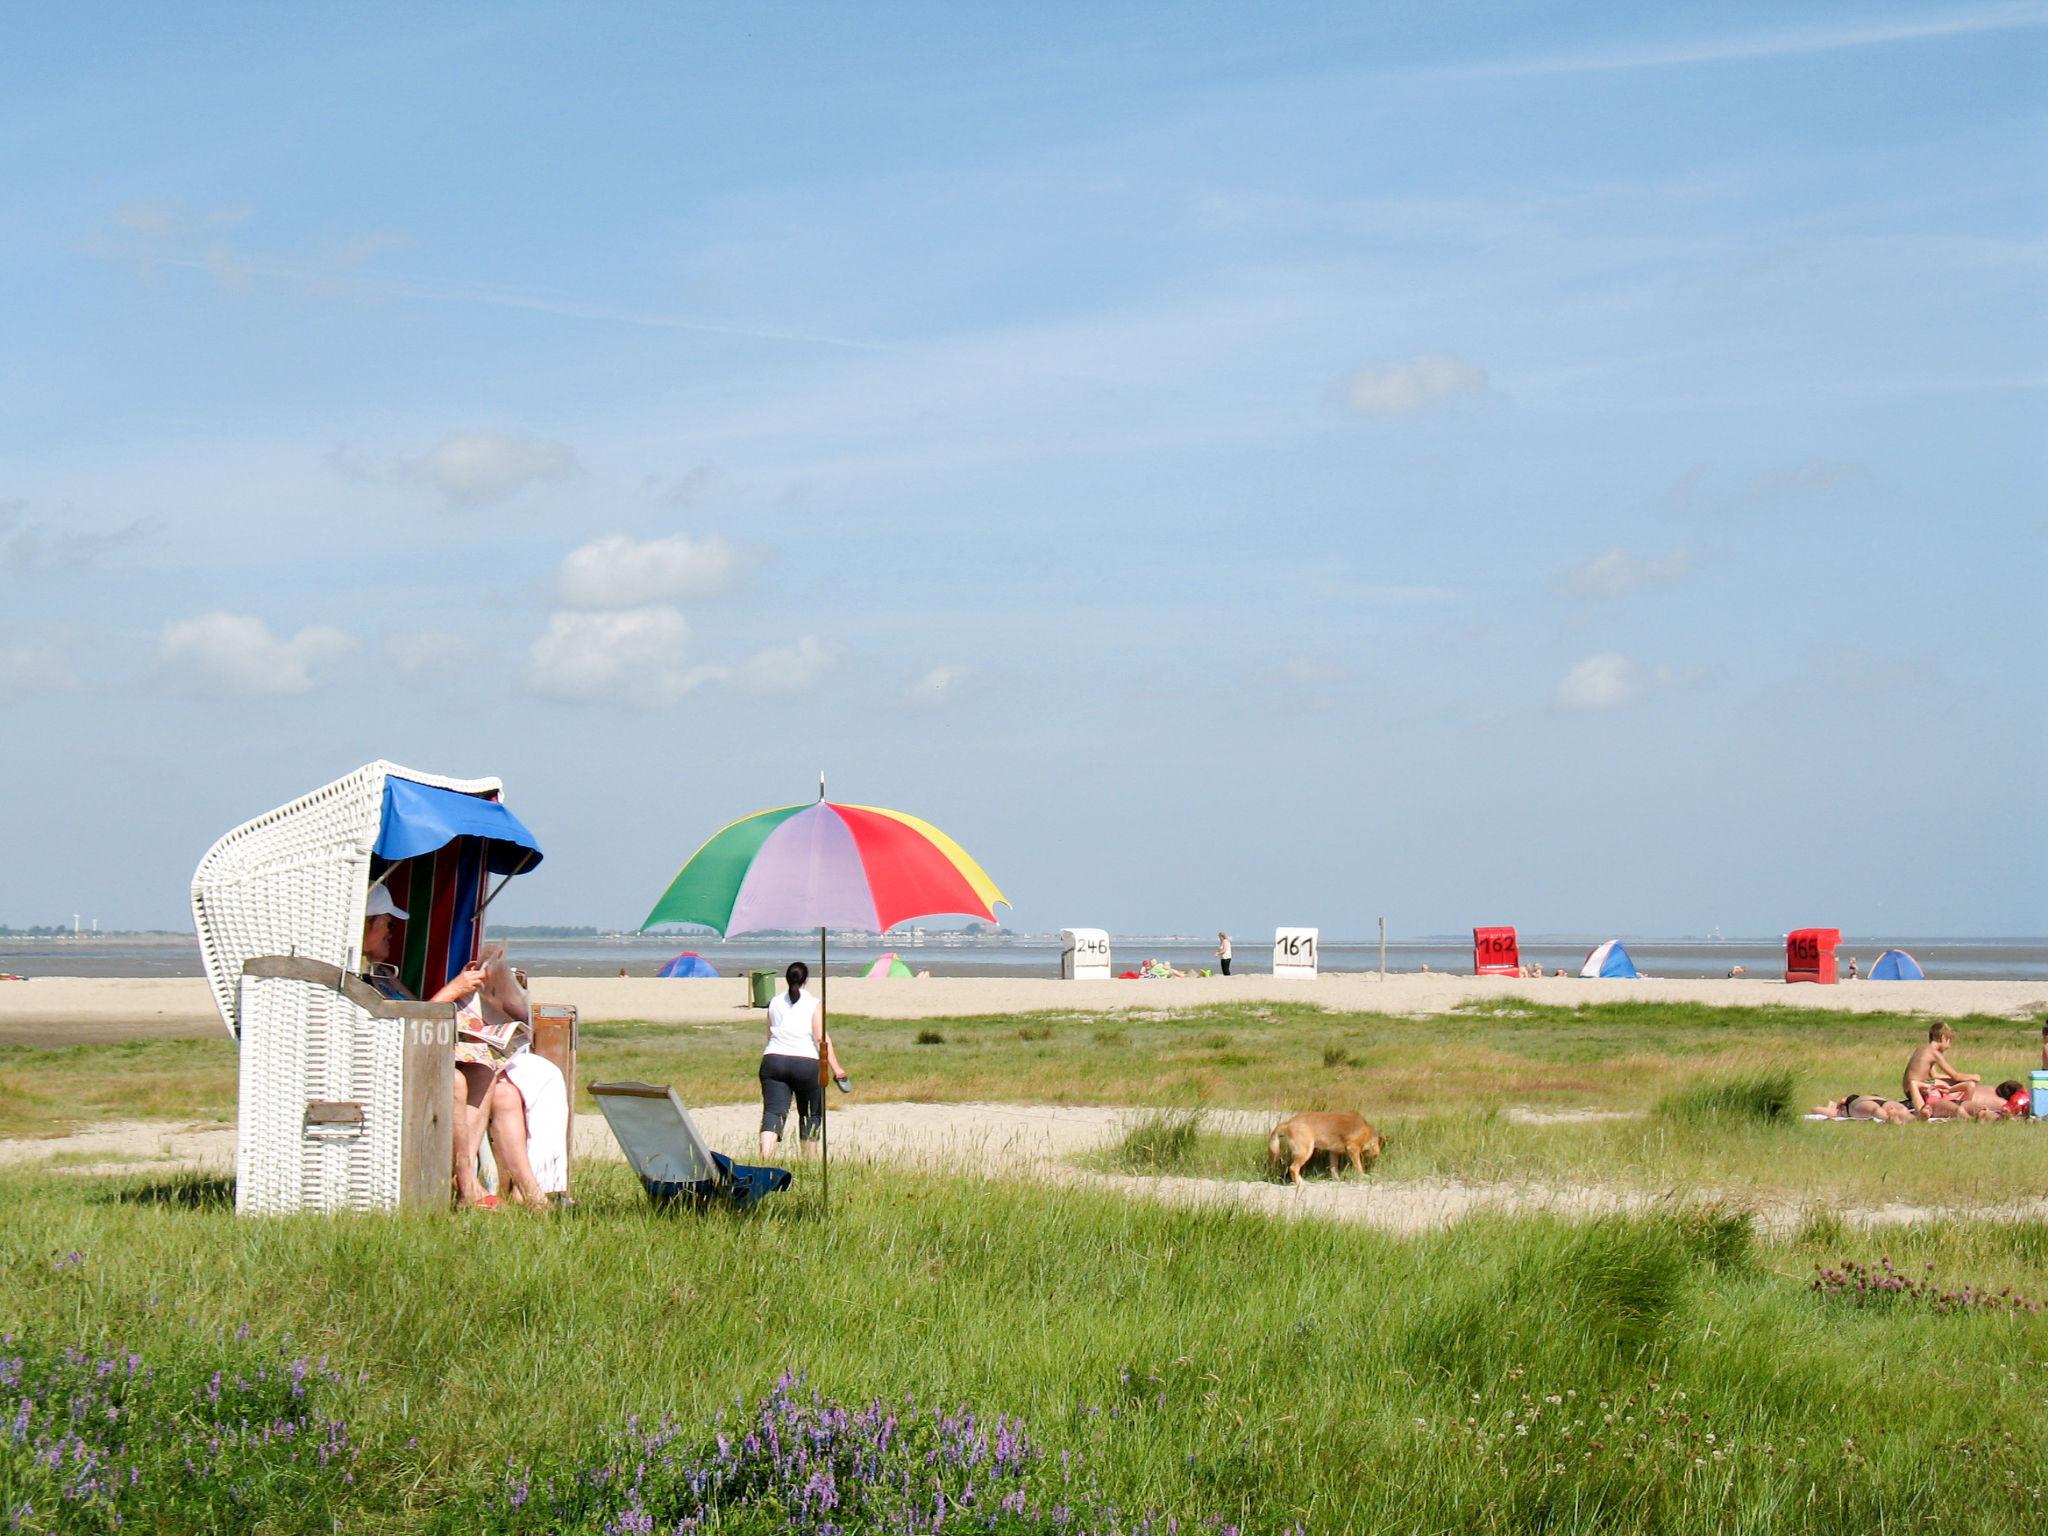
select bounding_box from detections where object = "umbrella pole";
[811,925,819,1212]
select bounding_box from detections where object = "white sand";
[8,1099,2045,1238]
[5,971,2044,1046]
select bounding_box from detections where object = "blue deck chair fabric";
[644,1153,792,1209]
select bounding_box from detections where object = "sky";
[1,2,2043,938]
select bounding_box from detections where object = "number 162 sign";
[1273,927,1319,979]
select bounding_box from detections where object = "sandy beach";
[3,971,2044,1047]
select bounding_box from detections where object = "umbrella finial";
[818,770,826,803]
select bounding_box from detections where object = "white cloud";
[1554,547,1693,601]
[558,532,745,608]
[383,629,476,679]
[1554,652,1678,712]
[902,662,971,708]
[737,636,839,697]
[1342,354,1490,416]
[0,640,79,692]
[403,432,578,508]
[1432,6,2048,80]
[0,499,149,572]
[1740,460,1868,503]
[526,606,716,707]
[158,612,355,695]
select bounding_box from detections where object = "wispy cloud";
[0,500,150,573]
[1554,652,1680,712]
[558,532,748,609]
[1554,547,1694,602]
[1431,3,2048,80]
[525,606,721,707]
[1341,354,1490,417]
[158,613,356,696]
[332,431,580,509]
[90,204,892,354]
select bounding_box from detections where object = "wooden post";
[1379,916,1387,980]
[531,1004,579,1170]
[399,1009,456,1210]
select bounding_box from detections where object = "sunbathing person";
[1810,1093,1913,1123]
[1902,1021,1978,1112]
[1927,1079,2030,1121]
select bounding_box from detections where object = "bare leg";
[452,1063,496,1206]
[486,1078,546,1207]
[760,1129,780,1160]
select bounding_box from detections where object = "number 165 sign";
[1273,927,1319,979]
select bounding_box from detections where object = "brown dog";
[1267,1111,1384,1185]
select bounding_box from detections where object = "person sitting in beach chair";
[589,1081,792,1209]
[1902,1021,1978,1112]
[362,889,563,1209]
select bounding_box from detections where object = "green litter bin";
[747,968,777,1008]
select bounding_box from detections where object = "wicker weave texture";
[204,761,501,1215]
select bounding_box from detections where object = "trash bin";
[747,968,777,1008]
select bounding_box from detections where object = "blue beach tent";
[658,952,720,979]
[1579,939,1639,979]
[1868,948,1924,981]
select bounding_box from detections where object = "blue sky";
[2,2,2042,937]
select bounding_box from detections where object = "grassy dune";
[6,1001,2041,1209]
[3,1159,2047,1533]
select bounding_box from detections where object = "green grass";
[6,1001,2045,1207]
[1658,1068,1799,1125]
[3,1162,2046,1533]
[1103,1107,1209,1173]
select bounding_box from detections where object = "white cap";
[366,885,409,921]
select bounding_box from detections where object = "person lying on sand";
[1810,1093,1913,1123]
[1903,1022,1978,1112]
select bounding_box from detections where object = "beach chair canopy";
[657,952,720,978]
[191,760,544,1038]
[1869,948,1924,981]
[589,1081,790,1208]
[1579,940,1638,979]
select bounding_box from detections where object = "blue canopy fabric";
[1869,948,1924,981]
[373,777,543,875]
[658,952,720,979]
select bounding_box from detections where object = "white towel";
[501,1049,571,1195]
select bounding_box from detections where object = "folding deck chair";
[588,1081,792,1209]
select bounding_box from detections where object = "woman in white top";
[1216,932,1232,976]
[760,961,832,1157]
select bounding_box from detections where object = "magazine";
[457,943,531,1052]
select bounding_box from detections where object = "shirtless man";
[1902,1022,1978,1112]
[1923,1079,2029,1121]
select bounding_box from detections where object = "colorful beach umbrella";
[641,801,1006,936]
[640,792,1006,1210]
[861,953,914,979]
[657,952,720,979]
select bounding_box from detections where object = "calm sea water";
[7,934,2046,982]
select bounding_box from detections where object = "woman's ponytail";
[785,960,809,1004]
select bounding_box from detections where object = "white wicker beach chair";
[192,761,542,1215]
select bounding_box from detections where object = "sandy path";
[6,972,2046,1047]
[6,1100,2042,1238]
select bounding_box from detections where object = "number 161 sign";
[1273,927,1319,979]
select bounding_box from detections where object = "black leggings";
[760,1053,823,1142]
[1220,957,1232,975]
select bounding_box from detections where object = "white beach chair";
[589,1081,791,1208]
[191,760,547,1215]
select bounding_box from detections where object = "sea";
[7,933,2047,982]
